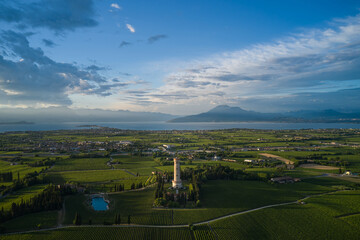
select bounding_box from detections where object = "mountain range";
[1,105,359,124]
[169,105,360,123]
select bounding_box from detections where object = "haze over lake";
[0,122,359,133]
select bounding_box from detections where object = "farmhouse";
[244,159,257,163]
[212,155,222,161]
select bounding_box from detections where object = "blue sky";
[0,0,359,114]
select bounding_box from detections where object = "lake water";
[91,197,108,211]
[0,121,359,133]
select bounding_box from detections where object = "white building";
[244,159,256,163]
[172,158,182,188]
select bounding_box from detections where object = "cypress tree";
[73,212,81,225]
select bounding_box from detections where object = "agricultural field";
[45,169,136,184]
[50,158,111,172]
[0,128,359,239]
[0,227,193,240]
[208,190,360,240]
[0,184,48,211]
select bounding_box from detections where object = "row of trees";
[0,170,46,197]
[0,184,74,223]
[130,182,143,190]
[73,212,132,225]
[112,184,125,192]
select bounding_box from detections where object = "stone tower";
[172,158,182,188]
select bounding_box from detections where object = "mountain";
[169,105,282,122]
[169,105,360,123]
[0,107,176,123]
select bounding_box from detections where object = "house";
[213,155,222,161]
[163,145,174,149]
[244,159,257,164]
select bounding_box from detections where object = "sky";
[0,0,360,115]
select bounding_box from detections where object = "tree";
[114,213,121,224]
[73,212,81,225]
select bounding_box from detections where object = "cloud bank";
[0,0,97,33]
[139,14,360,113]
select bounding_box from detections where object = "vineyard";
[208,190,360,240]
[1,227,193,240]
[1,128,360,239]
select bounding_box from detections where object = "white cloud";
[132,14,360,113]
[126,24,135,33]
[110,3,121,10]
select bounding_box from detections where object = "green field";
[0,227,193,240]
[1,211,58,232]
[0,184,48,211]
[0,128,360,239]
[61,180,336,226]
[45,169,136,184]
[208,190,360,240]
[50,158,111,172]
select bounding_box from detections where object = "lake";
[0,121,359,133]
[91,197,109,211]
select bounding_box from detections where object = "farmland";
[0,128,359,239]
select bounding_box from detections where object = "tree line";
[0,184,74,224]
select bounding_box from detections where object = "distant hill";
[169,105,360,123]
[0,107,176,123]
[169,105,282,122]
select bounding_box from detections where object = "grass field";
[0,184,48,211]
[45,169,136,184]
[61,179,336,226]
[1,211,58,232]
[4,190,360,239]
[0,159,45,180]
[1,128,360,239]
[50,158,111,172]
[111,155,157,176]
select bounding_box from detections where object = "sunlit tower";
[172,158,182,188]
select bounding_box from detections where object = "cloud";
[0,31,128,106]
[0,0,97,33]
[145,14,360,112]
[148,34,167,44]
[234,88,360,112]
[42,39,56,47]
[110,3,121,10]
[126,24,135,33]
[119,41,131,48]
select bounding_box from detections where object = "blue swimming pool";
[91,197,108,211]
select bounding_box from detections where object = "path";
[259,153,294,165]
[1,190,345,236]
